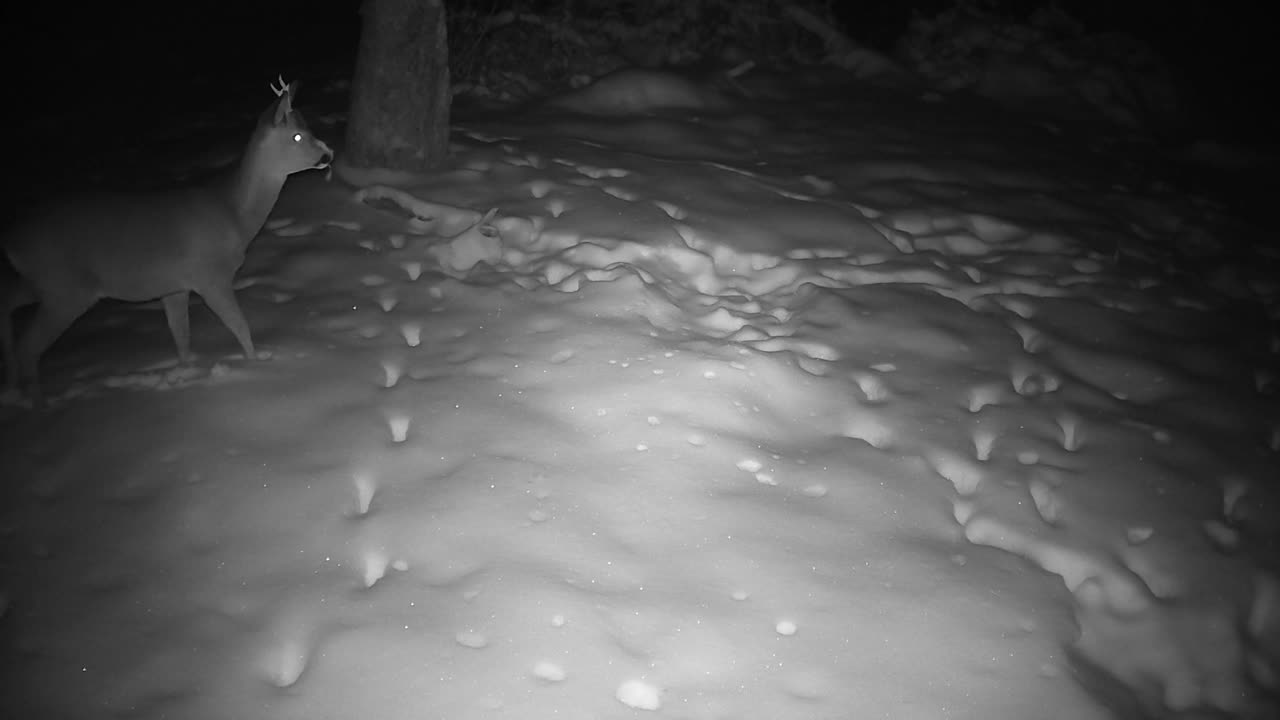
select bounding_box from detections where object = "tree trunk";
[345,0,450,171]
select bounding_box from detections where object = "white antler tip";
[270,74,290,97]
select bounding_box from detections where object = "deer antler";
[270,74,290,97]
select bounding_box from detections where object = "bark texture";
[345,0,450,171]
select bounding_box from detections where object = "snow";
[2,69,1279,720]
[616,678,663,710]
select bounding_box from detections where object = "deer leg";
[197,283,256,360]
[1,316,13,393]
[0,274,36,393]
[16,291,97,404]
[1,313,16,393]
[161,291,193,362]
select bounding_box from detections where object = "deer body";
[1,78,331,404]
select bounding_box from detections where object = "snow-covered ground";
[2,70,1278,719]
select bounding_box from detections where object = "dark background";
[2,2,359,120]
[0,1,1270,152]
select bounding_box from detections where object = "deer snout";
[313,139,335,169]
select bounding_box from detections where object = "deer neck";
[225,136,287,247]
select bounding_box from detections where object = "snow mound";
[543,68,732,116]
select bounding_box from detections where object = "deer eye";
[293,133,303,142]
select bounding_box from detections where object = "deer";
[1,76,333,407]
